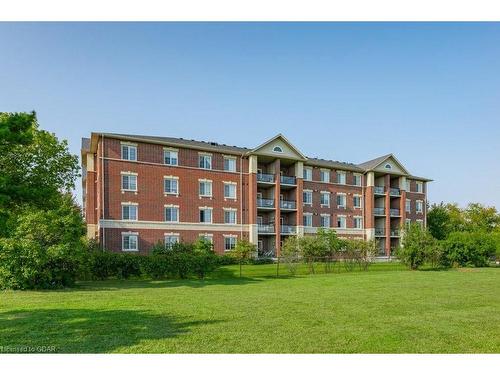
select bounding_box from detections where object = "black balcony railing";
[374,186,385,194]
[280,200,296,209]
[258,224,275,233]
[390,187,401,196]
[375,228,385,236]
[390,208,400,216]
[280,175,296,185]
[374,207,385,215]
[257,173,275,183]
[280,225,296,234]
[257,198,275,208]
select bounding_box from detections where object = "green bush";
[397,223,439,270]
[87,251,143,280]
[0,239,84,289]
[440,231,496,267]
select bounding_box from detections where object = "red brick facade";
[81,133,430,256]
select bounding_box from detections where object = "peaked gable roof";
[247,133,308,160]
[357,153,410,175]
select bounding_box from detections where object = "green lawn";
[1,264,499,353]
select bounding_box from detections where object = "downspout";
[101,133,105,251]
[362,174,365,241]
[239,154,243,238]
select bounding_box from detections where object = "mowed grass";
[1,263,499,353]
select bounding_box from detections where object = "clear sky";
[1,22,499,208]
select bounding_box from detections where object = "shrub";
[87,251,142,280]
[440,231,496,267]
[229,239,256,277]
[397,223,439,270]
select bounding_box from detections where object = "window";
[354,217,363,229]
[164,149,178,166]
[164,235,179,249]
[273,146,283,153]
[416,181,424,193]
[303,214,313,227]
[224,183,237,199]
[416,219,424,228]
[121,173,137,191]
[199,154,212,169]
[336,193,346,209]
[199,180,212,197]
[224,209,237,224]
[320,215,330,228]
[320,192,330,207]
[416,200,423,213]
[121,144,137,161]
[303,167,312,181]
[405,180,411,192]
[405,219,411,227]
[353,195,362,209]
[353,174,362,186]
[303,190,313,206]
[336,171,346,185]
[224,236,237,251]
[406,199,411,213]
[337,215,346,228]
[164,205,179,222]
[384,163,392,169]
[224,156,236,172]
[121,204,137,221]
[199,207,213,223]
[164,177,179,195]
[122,233,138,252]
[199,233,213,243]
[320,169,330,183]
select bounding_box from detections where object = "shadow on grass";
[0,308,223,353]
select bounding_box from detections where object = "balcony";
[257,198,275,209]
[390,208,400,217]
[280,225,296,235]
[280,200,297,210]
[389,187,401,196]
[390,228,400,237]
[258,224,275,234]
[374,186,385,195]
[374,207,385,216]
[280,175,296,185]
[375,228,385,236]
[257,173,275,183]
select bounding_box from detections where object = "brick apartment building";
[81,133,431,257]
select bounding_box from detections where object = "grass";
[1,263,499,353]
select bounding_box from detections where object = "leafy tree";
[463,203,500,232]
[281,236,302,275]
[440,231,496,267]
[397,223,439,270]
[230,239,256,277]
[317,228,346,256]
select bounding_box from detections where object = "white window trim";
[353,194,362,209]
[320,213,331,228]
[199,233,214,243]
[223,208,238,224]
[416,181,424,193]
[198,179,213,198]
[163,147,179,166]
[164,204,180,223]
[121,232,139,252]
[337,215,347,229]
[303,167,313,181]
[353,216,363,229]
[320,169,330,183]
[337,193,347,209]
[303,189,313,206]
[120,172,138,192]
[120,142,138,161]
[198,152,213,170]
[336,170,347,185]
[223,234,238,252]
[223,155,237,172]
[199,207,213,224]
[353,173,363,186]
[223,181,237,200]
[416,200,424,213]
[303,212,313,227]
[320,191,331,207]
[164,176,179,196]
[406,199,411,213]
[121,202,138,221]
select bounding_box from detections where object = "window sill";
[122,249,138,252]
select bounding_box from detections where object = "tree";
[440,231,496,268]
[397,223,439,270]
[230,239,256,277]
[281,236,302,275]
[463,203,500,232]
[0,112,79,233]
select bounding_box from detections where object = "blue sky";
[1,22,499,207]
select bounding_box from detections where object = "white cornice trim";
[100,219,250,232]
